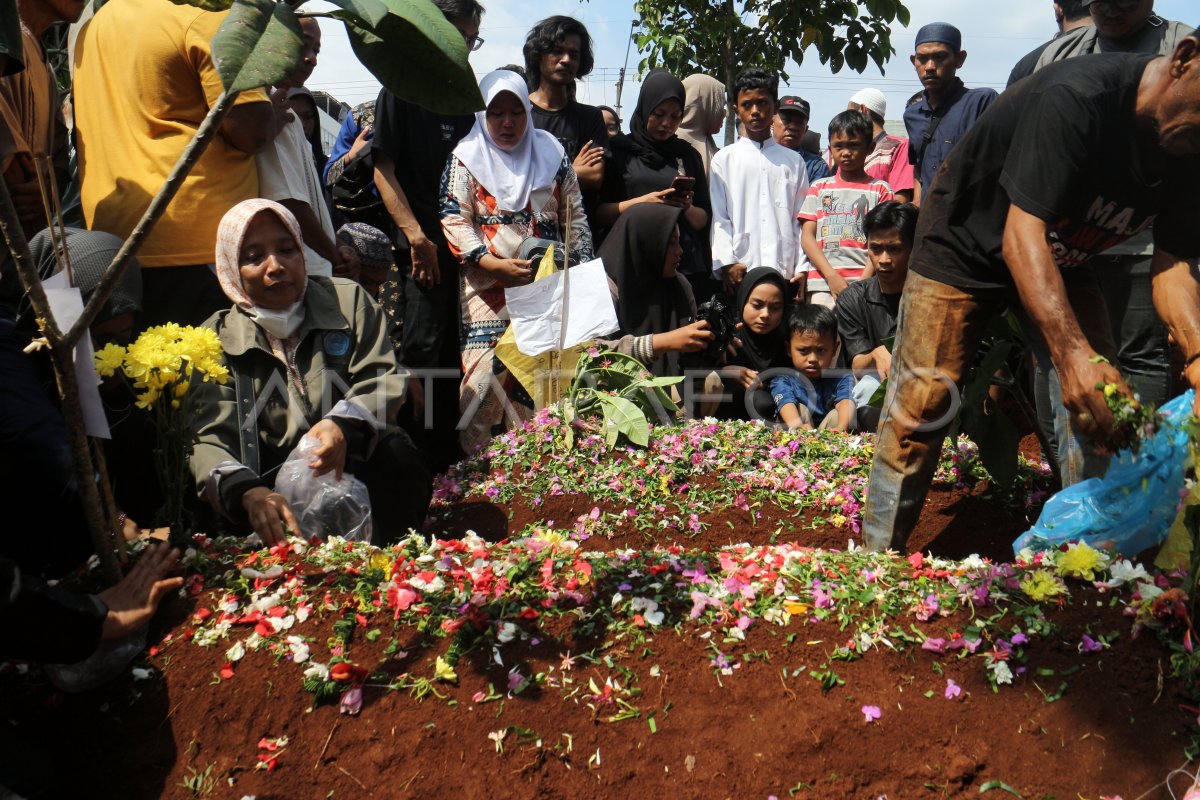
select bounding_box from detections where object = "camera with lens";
[681,295,735,369]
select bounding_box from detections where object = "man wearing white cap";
[849,88,914,203]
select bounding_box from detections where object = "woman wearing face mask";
[440,69,593,453]
[595,70,713,301]
[597,204,714,377]
[718,267,790,421]
[190,199,430,546]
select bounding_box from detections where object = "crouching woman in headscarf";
[189,199,430,546]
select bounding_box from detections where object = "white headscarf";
[452,70,565,212]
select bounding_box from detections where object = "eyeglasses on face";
[466,35,484,52]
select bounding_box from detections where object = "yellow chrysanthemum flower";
[134,386,161,410]
[434,656,458,683]
[1019,569,1067,602]
[1055,541,1109,581]
[534,527,570,547]
[114,324,227,409]
[93,342,126,377]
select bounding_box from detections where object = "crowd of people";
[2,0,1200,716]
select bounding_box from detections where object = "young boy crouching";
[770,305,855,431]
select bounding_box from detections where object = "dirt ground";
[4,458,1194,800]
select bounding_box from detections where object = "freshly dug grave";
[3,418,1195,800]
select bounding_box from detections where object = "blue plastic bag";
[1013,390,1194,557]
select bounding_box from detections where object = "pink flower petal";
[861,704,881,723]
[339,685,363,715]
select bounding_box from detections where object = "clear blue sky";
[308,0,1197,137]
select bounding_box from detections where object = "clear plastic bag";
[274,434,372,542]
[1013,390,1194,557]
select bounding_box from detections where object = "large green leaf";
[168,0,233,11]
[211,0,302,93]
[344,0,482,114]
[595,393,651,448]
[323,0,389,28]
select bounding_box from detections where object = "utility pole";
[613,19,636,118]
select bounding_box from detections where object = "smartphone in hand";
[667,175,695,200]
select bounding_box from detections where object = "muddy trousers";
[862,270,1115,553]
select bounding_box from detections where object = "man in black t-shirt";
[524,16,607,211]
[371,0,484,470]
[1019,0,1194,458]
[864,35,1200,554]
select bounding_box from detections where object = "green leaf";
[868,377,888,408]
[979,780,1023,798]
[322,0,389,28]
[168,0,232,10]
[345,0,483,115]
[211,0,303,93]
[595,393,650,447]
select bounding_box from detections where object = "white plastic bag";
[275,434,372,542]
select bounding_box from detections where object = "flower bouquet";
[94,323,228,536]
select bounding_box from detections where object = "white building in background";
[311,91,350,157]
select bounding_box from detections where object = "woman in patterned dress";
[440,69,592,452]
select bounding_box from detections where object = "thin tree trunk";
[0,89,239,583]
[0,176,121,580]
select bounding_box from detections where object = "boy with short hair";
[835,200,918,430]
[770,305,855,431]
[798,110,894,308]
[709,68,809,298]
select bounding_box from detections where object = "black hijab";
[614,70,696,170]
[733,267,789,373]
[599,203,694,376]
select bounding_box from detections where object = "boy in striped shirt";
[798,110,894,308]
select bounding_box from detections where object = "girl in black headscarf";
[286,87,328,179]
[718,267,790,420]
[596,71,714,302]
[598,203,714,378]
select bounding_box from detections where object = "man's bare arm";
[1151,249,1200,418]
[1002,204,1127,436]
[373,151,439,286]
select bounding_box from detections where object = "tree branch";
[0,176,121,582]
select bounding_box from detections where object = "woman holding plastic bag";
[189,199,430,545]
